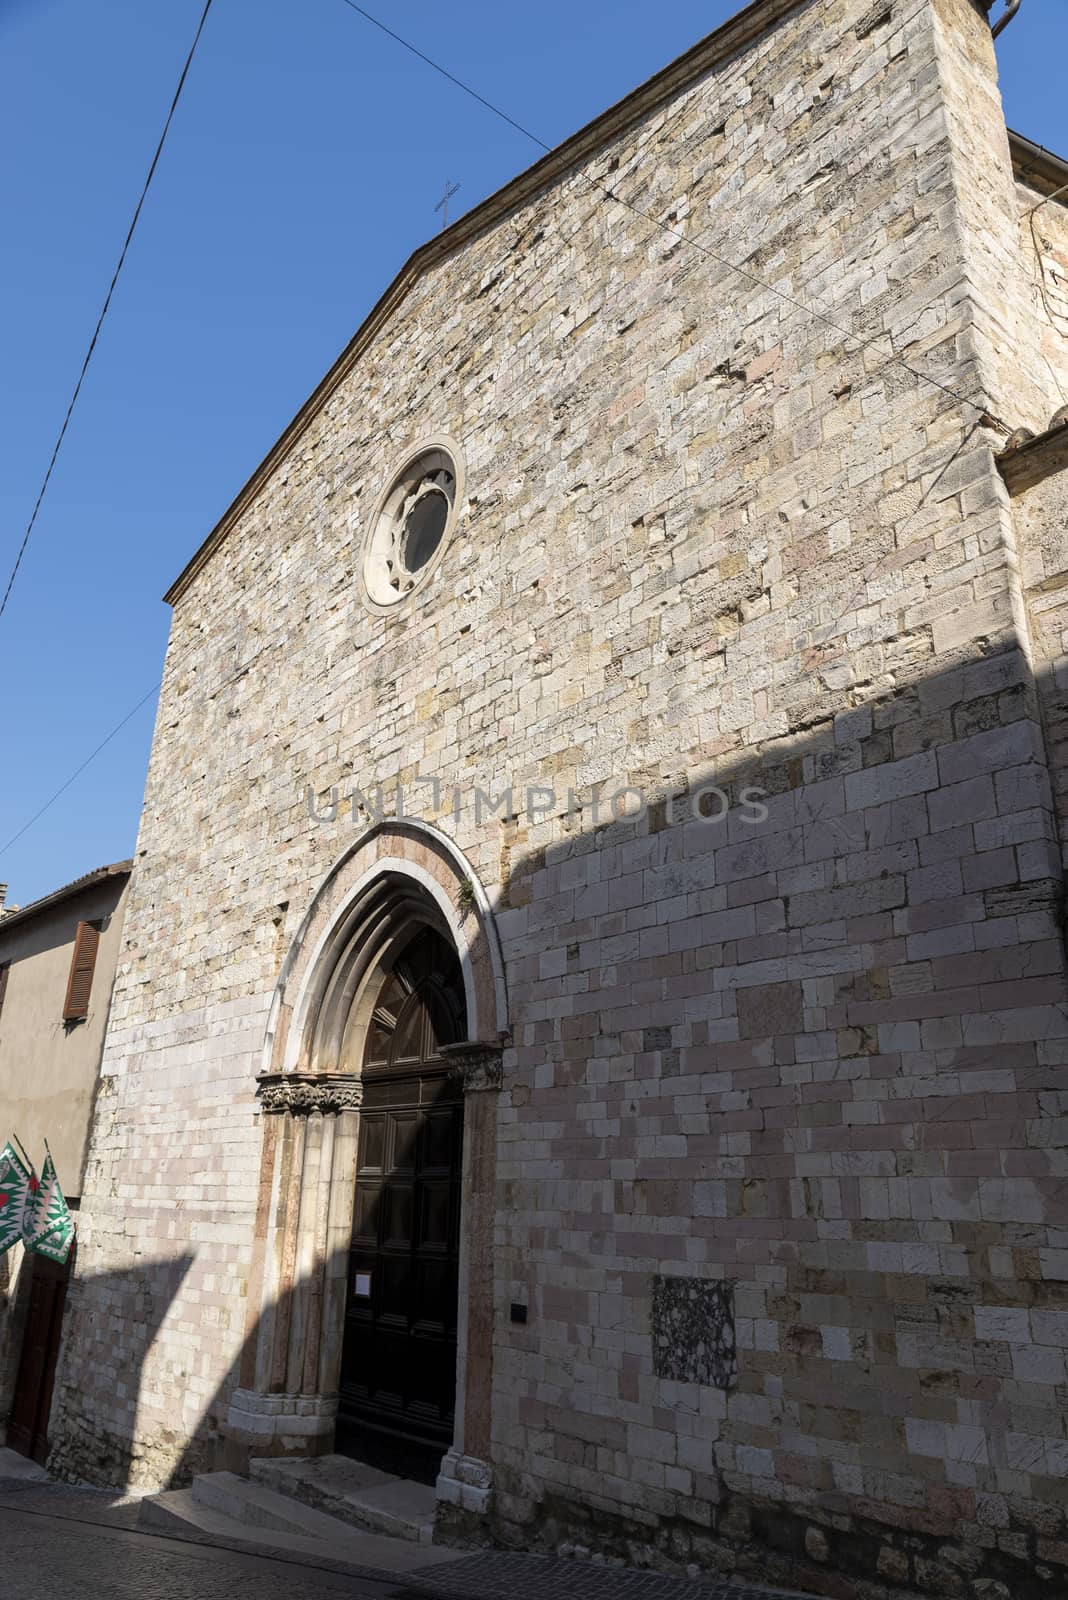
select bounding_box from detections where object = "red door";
[7,1245,73,1464]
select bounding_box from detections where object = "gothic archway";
[224,822,506,1521]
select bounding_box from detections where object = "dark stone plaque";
[652,1274,737,1388]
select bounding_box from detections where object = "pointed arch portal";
[224,822,506,1518]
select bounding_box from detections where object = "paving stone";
[0,1483,814,1599]
[400,1552,816,1600]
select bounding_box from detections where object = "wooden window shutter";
[63,922,100,1022]
[0,963,8,1022]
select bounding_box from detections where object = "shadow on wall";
[474,647,1068,1598]
[48,1229,413,1495]
[47,1233,424,1496]
[43,641,1068,1598]
[47,1254,196,1487]
[165,1262,320,1493]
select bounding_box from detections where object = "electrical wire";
[1028,181,1068,344]
[0,0,215,625]
[334,0,1009,434]
[0,683,161,861]
[2,2,1015,868]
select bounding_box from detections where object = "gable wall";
[49,2,1068,1591]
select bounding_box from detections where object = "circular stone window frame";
[359,435,466,617]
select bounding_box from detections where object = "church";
[48,0,1068,1594]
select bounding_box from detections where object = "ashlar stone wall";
[50,0,1068,1593]
[1004,428,1068,866]
[1013,172,1068,418]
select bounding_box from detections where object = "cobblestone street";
[0,1474,817,1600]
[1,1505,383,1599]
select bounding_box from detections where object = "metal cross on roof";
[434,178,461,231]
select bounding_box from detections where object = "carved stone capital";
[259,1077,318,1115]
[257,1074,363,1115]
[441,1041,504,1093]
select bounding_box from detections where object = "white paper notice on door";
[354,1272,372,1297]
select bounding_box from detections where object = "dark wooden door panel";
[8,1247,72,1464]
[340,1095,463,1445]
[338,927,465,1460]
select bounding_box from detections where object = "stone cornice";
[163,0,811,609]
[257,1074,363,1115]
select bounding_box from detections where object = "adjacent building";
[0,862,131,1463]
[47,0,1068,1594]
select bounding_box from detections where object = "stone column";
[319,1087,362,1398]
[435,1042,502,1525]
[224,1074,362,1468]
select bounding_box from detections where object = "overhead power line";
[0,683,161,862]
[3,2,1008,870]
[334,0,1009,435]
[0,0,215,626]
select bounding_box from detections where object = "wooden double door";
[337,929,465,1473]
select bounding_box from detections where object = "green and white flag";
[26,1144,75,1265]
[0,1141,34,1257]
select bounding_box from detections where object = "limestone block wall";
[1013,176,1068,413]
[931,0,1057,431]
[492,657,1068,1598]
[48,0,1068,1591]
[47,992,268,1487]
[1003,430,1068,860]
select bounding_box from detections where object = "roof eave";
[0,861,133,938]
[1008,129,1068,198]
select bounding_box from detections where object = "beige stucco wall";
[0,873,129,1196]
[0,870,128,1438]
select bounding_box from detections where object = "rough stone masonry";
[47,0,1068,1595]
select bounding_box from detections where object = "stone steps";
[138,1470,461,1577]
[140,1485,261,1543]
[196,1469,365,1537]
[249,1452,438,1544]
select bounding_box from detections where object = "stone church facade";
[50,0,1068,1594]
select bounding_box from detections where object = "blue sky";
[0,0,1064,908]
